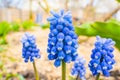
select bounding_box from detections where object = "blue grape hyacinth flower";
[21,33,41,62]
[71,56,86,80]
[88,36,115,77]
[47,10,79,67]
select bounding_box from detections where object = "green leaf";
[75,20,120,50]
[75,23,103,36]
[92,21,120,49]
[92,22,120,39]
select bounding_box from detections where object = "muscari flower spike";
[47,10,79,67]
[71,56,86,80]
[21,33,41,62]
[88,36,115,77]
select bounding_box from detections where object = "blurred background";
[0,0,120,80]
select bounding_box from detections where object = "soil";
[1,27,120,80]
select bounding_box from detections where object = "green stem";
[96,73,100,80]
[62,61,66,80]
[76,72,79,80]
[33,61,40,80]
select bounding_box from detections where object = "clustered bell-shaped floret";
[21,33,41,62]
[88,36,115,77]
[47,10,79,67]
[71,56,86,80]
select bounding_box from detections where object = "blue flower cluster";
[47,10,78,67]
[21,33,41,62]
[71,56,86,80]
[88,36,115,77]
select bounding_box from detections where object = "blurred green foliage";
[41,23,50,29]
[116,0,120,2]
[0,21,11,44]
[0,20,37,45]
[22,20,36,30]
[75,19,120,50]
[0,37,7,45]
[11,22,20,31]
[0,21,10,37]
[0,20,37,36]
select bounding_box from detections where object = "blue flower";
[47,10,78,67]
[21,33,41,62]
[71,56,86,80]
[88,36,115,77]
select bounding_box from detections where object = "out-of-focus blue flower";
[21,33,41,62]
[47,10,78,67]
[71,56,86,80]
[88,36,115,77]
